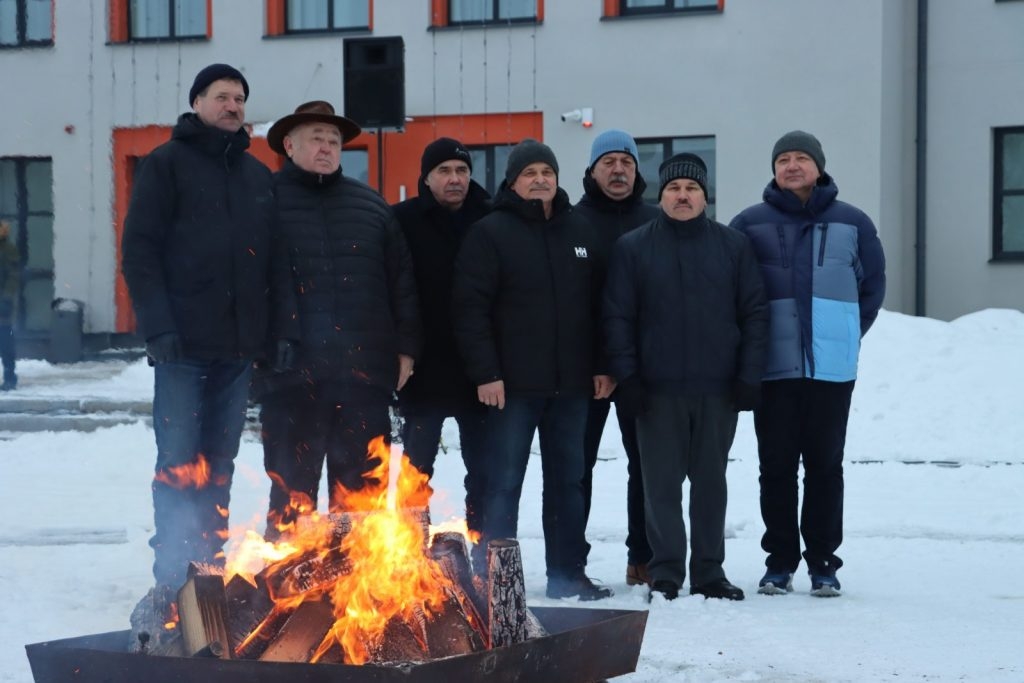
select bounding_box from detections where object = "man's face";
[774,151,821,199]
[193,78,246,132]
[511,162,557,204]
[425,160,471,210]
[591,152,636,201]
[660,178,706,221]
[284,123,342,175]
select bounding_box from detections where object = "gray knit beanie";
[505,139,559,184]
[658,152,708,198]
[771,130,826,173]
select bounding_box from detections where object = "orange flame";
[154,453,212,489]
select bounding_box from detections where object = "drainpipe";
[915,0,928,316]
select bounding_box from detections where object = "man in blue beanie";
[574,129,659,588]
[122,63,298,632]
[730,130,886,597]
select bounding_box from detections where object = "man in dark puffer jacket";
[604,153,768,603]
[258,101,420,538]
[453,139,613,601]
[393,138,491,533]
[122,64,298,596]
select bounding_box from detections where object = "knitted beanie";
[189,63,249,106]
[505,139,559,184]
[771,130,826,173]
[658,152,708,198]
[588,129,639,169]
[420,137,473,179]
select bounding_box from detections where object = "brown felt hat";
[266,100,362,154]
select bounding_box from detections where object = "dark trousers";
[150,358,252,588]
[0,324,15,386]
[401,401,488,533]
[583,397,651,566]
[476,395,589,580]
[260,382,392,538]
[636,394,737,588]
[753,378,855,575]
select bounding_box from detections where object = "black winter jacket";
[393,179,491,411]
[573,170,660,276]
[121,114,296,360]
[257,160,420,397]
[453,185,601,397]
[604,212,769,395]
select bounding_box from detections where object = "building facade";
[0,0,1021,353]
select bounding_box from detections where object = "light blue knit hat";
[588,129,639,169]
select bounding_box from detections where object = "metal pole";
[376,127,384,195]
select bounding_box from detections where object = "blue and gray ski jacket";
[729,175,885,382]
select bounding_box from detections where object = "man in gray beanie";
[453,138,614,600]
[122,63,297,629]
[574,129,659,588]
[731,131,885,598]
[604,151,768,602]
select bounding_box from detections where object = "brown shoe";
[626,563,651,586]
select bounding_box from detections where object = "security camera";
[560,107,594,127]
[561,110,583,123]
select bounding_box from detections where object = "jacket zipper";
[776,225,788,268]
[817,223,829,267]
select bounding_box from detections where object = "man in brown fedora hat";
[256,100,421,538]
[122,64,298,614]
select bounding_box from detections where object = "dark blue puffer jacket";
[729,174,886,382]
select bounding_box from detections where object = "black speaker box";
[343,36,405,130]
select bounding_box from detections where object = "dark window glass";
[0,157,54,332]
[994,127,1024,260]
[286,0,369,32]
[621,0,719,15]
[635,135,716,219]
[128,0,206,40]
[468,144,514,196]
[449,0,536,24]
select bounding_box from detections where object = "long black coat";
[392,179,491,411]
[121,113,297,359]
[604,211,769,395]
[258,160,421,397]
[453,185,600,397]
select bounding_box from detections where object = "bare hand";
[593,374,616,400]
[397,354,415,391]
[478,380,506,410]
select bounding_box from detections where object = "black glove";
[732,380,762,412]
[145,332,182,365]
[0,300,12,318]
[614,375,648,419]
[272,339,297,373]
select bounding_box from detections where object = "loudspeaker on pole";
[343,36,405,130]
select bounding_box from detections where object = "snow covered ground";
[1,308,1022,682]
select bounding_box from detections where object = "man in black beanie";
[392,138,491,533]
[453,138,614,600]
[731,131,886,598]
[122,62,297,628]
[604,152,768,602]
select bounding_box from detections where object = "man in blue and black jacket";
[730,131,886,598]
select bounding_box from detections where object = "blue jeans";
[477,395,589,580]
[401,402,488,534]
[149,358,252,588]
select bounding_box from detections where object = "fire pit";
[26,606,648,683]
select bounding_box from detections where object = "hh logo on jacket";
[574,246,588,258]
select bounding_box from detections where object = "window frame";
[281,0,371,35]
[431,0,543,28]
[993,126,1024,262]
[0,0,53,48]
[607,0,723,18]
[108,0,210,43]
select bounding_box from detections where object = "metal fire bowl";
[26,606,648,683]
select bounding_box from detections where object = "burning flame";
[224,436,474,664]
[153,453,225,489]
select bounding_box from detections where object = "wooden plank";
[258,599,336,663]
[176,565,231,658]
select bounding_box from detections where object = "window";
[109,0,207,42]
[343,148,370,185]
[994,127,1024,260]
[432,0,542,27]
[285,0,369,32]
[616,0,722,16]
[468,144,514,196]
[0,157,54,332]
[0,0,52,46]
[635,136,716,219]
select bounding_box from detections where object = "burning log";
[421,588,486,657]
[258,598,336,663]
[485,539,529,649]
[365,614,428,664]
[233,603,297,660]
[176,563,231,659]
[429,531,488,642]
[224,573,274,655]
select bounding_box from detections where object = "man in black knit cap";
[604,153,768,602]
